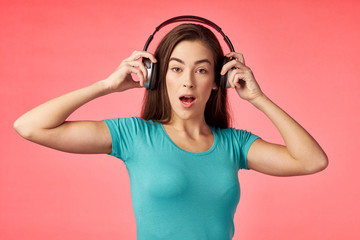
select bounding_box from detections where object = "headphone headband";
[143,15,235,52]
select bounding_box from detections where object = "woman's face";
[166,40,217,122]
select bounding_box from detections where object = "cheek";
[199,76,216,91]
[165,74,178,100]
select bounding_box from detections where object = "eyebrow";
[169,57,212,65]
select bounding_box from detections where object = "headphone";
[142,15,235,90]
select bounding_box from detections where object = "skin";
[13,40,328,176]
[162,40,217,153]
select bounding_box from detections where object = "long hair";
[141,24,230,128]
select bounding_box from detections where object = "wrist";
[96,79,116,95]
[249,93,269,107]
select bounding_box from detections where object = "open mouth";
[179,96,195,104]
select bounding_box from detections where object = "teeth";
[180,96,195,104]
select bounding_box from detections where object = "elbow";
[13,118,34,140]
[13,118,22,135]
[304,153,329,174]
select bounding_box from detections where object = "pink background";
[1,0,359,239]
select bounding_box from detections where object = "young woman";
[14,23,328,239]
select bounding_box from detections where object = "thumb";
[130,80,142,89]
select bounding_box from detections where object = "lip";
[178,94,196,108]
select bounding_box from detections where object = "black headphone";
[143,15,235,90]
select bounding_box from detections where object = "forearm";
[14,80,111,136]
[250,94,328,169]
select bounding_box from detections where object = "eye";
[197,68,208,74]
[171,67,181,73]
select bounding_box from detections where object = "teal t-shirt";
[104,117,259,240]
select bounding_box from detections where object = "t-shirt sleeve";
[231,128,260,170]
[103,117,139,163]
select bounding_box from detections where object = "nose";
[183,81,194,88]
[183,72,195,89]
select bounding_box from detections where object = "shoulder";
[212,126,259,145]
[104,116,160,133]
[212,126,253,136]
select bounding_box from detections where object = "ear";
[211,76,219,90]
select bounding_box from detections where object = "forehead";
[170,40,214,65]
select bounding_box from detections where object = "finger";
[126,61,147,80]
[220,59,246,76]
[128,66,146,87]
[130,80,142,89]
[227,68,240,88]
[220,59,236,76]
[225,52,245,64]
[228,69,247,89]
[233,72,247,89]
[130,50,157,63]
[143,52,157,63]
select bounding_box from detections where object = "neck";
[164,115,211,138]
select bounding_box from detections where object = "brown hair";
[141,24,230,128]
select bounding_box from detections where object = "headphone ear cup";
[143,58,158,90]
[220,57,232,88]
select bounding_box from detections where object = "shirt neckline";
[159,123,217,156]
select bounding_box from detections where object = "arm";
[221,52,328,176]
[14,51,157,154]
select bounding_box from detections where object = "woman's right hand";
[104,50,157,92]
[14,50,156,154]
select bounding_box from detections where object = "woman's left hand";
[221,52,263,102]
